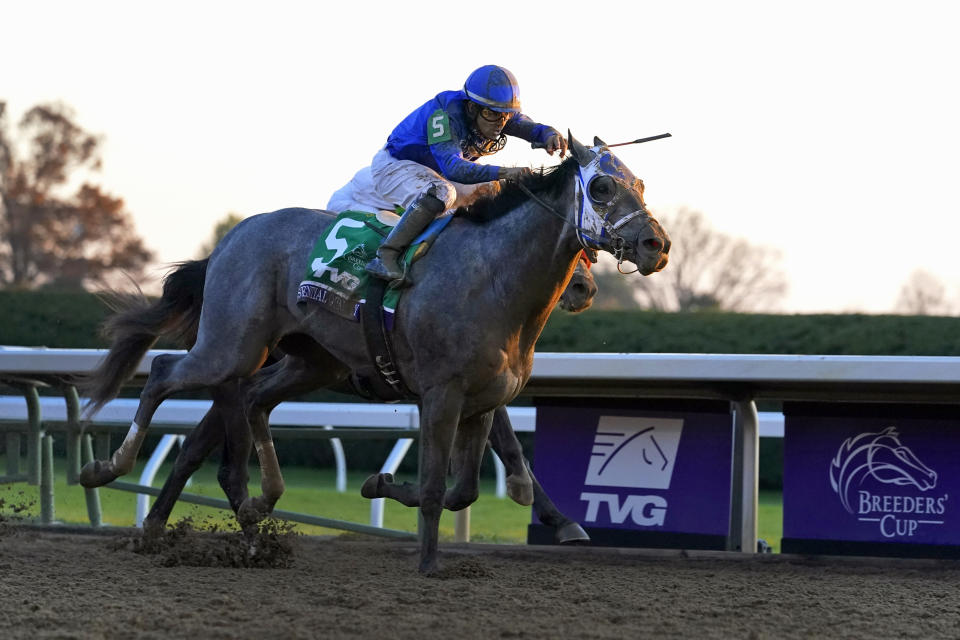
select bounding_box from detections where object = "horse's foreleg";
[360,473,420,506]
[487,406,534,506]
[486,406,588,544]
[416,385,463,575]
[444,410,494,511]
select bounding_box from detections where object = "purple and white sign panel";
[532,401,733,537]
[784,403,960,548]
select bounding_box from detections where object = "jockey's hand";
[498,166,533,182]
[543,130,567,158]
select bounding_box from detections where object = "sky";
[3,0,959,313]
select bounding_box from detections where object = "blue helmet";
[463,65,521,113]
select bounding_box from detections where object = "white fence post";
[136,434,185,528]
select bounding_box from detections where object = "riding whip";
[531,132,672,150]
[607,133,672,147]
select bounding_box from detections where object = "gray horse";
[80,134,669,573]
[132,252,597,543]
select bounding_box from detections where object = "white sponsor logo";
[829,426,948,537]
[580,493,668,526]
[580,416,683,526]
[310,217,366,290]
[585,416,683,489]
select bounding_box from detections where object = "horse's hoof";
[237,497,269,528]
[556,521,591,545]
[360,473,393,499]
[141,518,165,540]
[418,557,440,576]
[505,475,534,507]
[78,460,119,488]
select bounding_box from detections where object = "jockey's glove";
[543,129,568,157]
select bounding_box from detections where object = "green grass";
[758,490,782,552]
[1,458,783,551]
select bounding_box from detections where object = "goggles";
[478,107,511,124]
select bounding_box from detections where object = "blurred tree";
[0,101,152,290]
[629,207,788,312]
[895,269,955,315]
[197,212,244,257]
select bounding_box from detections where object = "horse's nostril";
[643,238,662,252]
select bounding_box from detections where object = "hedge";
[4,290,959,356]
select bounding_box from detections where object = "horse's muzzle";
[633,220,671,275]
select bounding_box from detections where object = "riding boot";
[365,190,445,286]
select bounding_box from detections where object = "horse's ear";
[593,136,608,148]
[567,130,593,166]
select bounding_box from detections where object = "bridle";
[516,146,651,272]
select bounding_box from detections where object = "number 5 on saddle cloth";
[297,209,452,328]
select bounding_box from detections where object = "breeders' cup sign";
[532,402,733,539]
[784,404,958,548]
[831,427,943,538]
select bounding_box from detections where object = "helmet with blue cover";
[464,65,521,113]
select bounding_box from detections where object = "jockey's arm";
[427,113,564,184]
[429,139,501,185]
[504,114,563,152]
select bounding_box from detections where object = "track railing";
[7,346,959,552]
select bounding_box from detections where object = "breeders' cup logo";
[829,427,947,538]
[580,416,683,527]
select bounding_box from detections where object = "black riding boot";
[365,191,445,286]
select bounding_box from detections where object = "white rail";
[0,394,538,527]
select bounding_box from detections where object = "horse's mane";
[453,156,579,224]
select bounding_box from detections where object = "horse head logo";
[829,426,937,514]
[584,416,684,490]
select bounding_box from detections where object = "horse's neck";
[456,182,582,344]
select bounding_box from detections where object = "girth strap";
[359,278,413,402]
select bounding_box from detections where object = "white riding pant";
[326,148,495,214]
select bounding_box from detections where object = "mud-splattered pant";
[326,148,494,214]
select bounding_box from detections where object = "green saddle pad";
[296,210,418,322]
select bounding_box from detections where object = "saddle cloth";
[297,209,451,325]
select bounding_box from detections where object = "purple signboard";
[531,400,733,546]
[784,403,960,554]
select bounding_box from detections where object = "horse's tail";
[81,259,208,416]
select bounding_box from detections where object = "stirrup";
[365,258,410,288]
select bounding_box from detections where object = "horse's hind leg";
[141,404,226,538]
[486,406,534,506]
[234,349,349,531]
[216,398,253,517]
[444,410,494,511]
[80,343,269,488]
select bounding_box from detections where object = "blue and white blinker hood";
[572,143,649,260]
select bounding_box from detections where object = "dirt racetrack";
[2,524,960,639]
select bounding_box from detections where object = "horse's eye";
[588,176,616,204]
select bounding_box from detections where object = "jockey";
[326,64,567,285]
